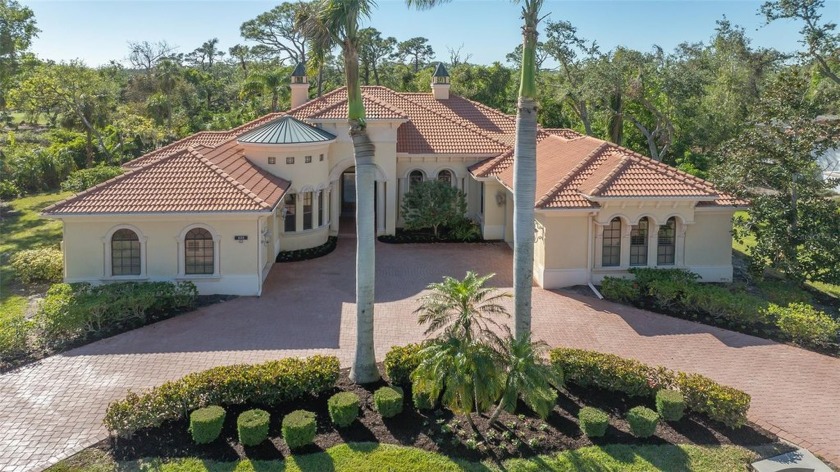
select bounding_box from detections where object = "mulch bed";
[95,367,781,464]
[378,228,486,244]
[276,237,338,263]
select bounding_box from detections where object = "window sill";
[101,276,149,282]
[177,275,221,280]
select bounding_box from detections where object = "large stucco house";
[43,64,743,295]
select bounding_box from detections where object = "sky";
[20,0,837,67]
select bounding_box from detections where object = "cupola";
[290,62,309,109]
[432,63,450,100]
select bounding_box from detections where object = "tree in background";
[396,36,434,72]
[714,69,840,284]
[359,27,396,85]
[400,180,468,238]
[0,0,39,111]
[241,2,308,65]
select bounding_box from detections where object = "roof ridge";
[123,131,221,169]
[614,145,719,194]
[286,86,348,115]
[536,140,609,207]
[363,92,409,117]
[44,148,196,214]
[185,146,270,209]
[587,150,632,196]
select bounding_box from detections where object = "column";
[593,223,605,269]
[386,179,397,235]
[330,182,340,233]
[296,193,304,232]
[620,221,632,268]
[647,222,659,267]
[676,222,688,266]
[376,180,386,235]
[322,188,330,227]
[397,177,407,226]
[314,190,322,228]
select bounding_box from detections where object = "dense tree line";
[0,0,838,282]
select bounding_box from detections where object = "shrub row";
[37,281,198,348]
[600,268,840,351]
[9,248,64,284]
[104,355,340,438]
[276,237,337,263]
[549,347,750,428]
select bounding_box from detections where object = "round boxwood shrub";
[373,386,404,418]
[282,410,317,449]
[578,406,609,438]
[237,409,270,446]
[627,406,659,438]
[656,389,686,422]
[328,392,360,428]
[189,405,226,444]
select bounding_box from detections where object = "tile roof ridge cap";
[287,86,347,114]
[451,94,517,124]
[362,92,409,117]
[187,146,270,208]
[619,145,719,193]
[536,141,610,207]
[586,149,633,196]
[44,148,197,214]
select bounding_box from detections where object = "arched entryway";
[330,160,391,237]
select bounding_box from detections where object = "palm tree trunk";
[489,400,505,425]
[512,3,541,341]
[465,412,478,433]
[345,43,380,384]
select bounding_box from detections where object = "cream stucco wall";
[684,209,736,282]
[61,214,270,296]
[480,180,506,240]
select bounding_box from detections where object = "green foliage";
[9,248,63,284]
[0,314,32,360]
[282,409,317,449]
[0,180,20,199]
[412,388,436,410]
[550,348,750,428]
[237,409,270,447]
[765,302,840,348]
[103,355,339,438]
[600,277,639,303]
[276,237,337,263]
[578,407,609,438]
[401,180,468,238]
[383,343,422,386]
[36,281,198,348]
[373,386,404,419]
[60,165,123,192]
[492,336,562,423]
[655,389,686,422]
[188,405,226,444]
[626,406,659,438]
[327,392,360,428]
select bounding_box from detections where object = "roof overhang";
[236,140,335,150]
[581,194,719,203]
[42,208,278,220]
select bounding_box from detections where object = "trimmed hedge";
[373,386,404,418]
[578,407,609,438]
[276,237,337,263]
[282,410,317,449]
[327,392,360,428]
[189,405,225,444]
[384,343,423,386]
[238,409,270,446]
[9,248,63,284]
[656,389,686,422]
[627,406,659,438]
[104,355,340,438]
[549,348,750,428]
[767,303,840,348]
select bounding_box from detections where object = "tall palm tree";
[408,0,546,340]
[298,0,380,383]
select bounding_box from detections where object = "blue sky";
[21,0,828,67]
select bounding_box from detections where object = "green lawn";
[732,211,840,303]
[48,442,757,472]
[0,191,71,322]
[6,111,49,126]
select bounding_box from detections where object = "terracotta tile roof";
[490,135,743,209]
[44,145,289,215]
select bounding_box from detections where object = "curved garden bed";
[276,237,337,263]
[378,228,486,244]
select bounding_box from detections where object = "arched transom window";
[185,228,214,275]
[409,170,424,188]
[437,169,453,185]
[602,218,621,267]
[111,229,141,276]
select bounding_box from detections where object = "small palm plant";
[414,271,511,348]
[489,335,563,424]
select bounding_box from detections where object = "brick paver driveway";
[2,239,839,471]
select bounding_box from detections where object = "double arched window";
[184,228,214,275]
[111,229,141,276]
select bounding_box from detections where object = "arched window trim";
[601,217,622,267]
[629,217,649,267]
[435,168,457,187]
[657,217,677,266]
[408,169,425,189]
[102,224,147,279]
[176,224,221,278]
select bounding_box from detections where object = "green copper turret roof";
[237,115,335,144]
[433,63,449,77]
[291,62,307,77]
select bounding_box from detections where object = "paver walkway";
[1,241,839,471]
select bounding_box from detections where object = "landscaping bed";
[275,236,338,263]
[97,365,779,464]
[378,228,486,244]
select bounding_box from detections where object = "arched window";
[409,170,424,188]
[602,218,621,267]
[630,217,649,266]
[303,192,313,230]
[658,217,677,265]
[284,194,296,232]
[437,169,453,185]
[111,229,141,276]
[185,228,214,275]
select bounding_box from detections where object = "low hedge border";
[104,355,340,438]
[549,348,750,428]
[377,229,484,244]
[276,237,337,263]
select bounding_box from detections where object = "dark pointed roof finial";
[433,62,449,77]
[291,62,307,78]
